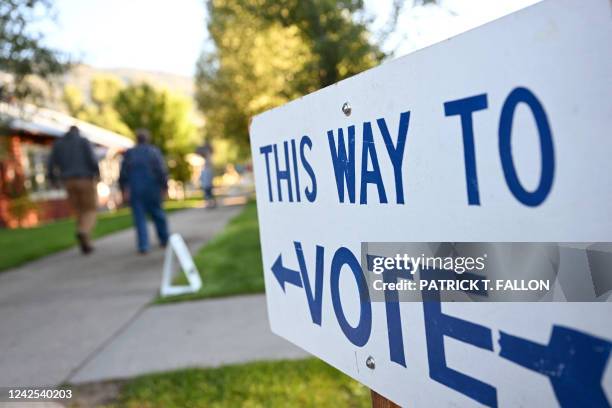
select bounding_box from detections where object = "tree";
[195,0,384,158]
[63,75,132,136]
[0,0,68,103]
[197,11,314,158]
[114,83,197,182]
[238,0,384,88]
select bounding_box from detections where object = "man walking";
[119,129,169,254]
[48,126,99,254]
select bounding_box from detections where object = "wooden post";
[371,389,401,408]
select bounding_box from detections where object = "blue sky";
[43,0,206,76]
[42,0,539,77]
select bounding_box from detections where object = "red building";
[0,103,134,228]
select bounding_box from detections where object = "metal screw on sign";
[366,356,376,370]
[342,102,352,116]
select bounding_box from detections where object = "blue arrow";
[271,254,302,292]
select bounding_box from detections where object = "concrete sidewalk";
[0,206,240,387]
[69,294,308,383]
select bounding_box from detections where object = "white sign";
[249,0,612,406]
[160,233,202,297]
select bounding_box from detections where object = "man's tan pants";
[64,178,97,241]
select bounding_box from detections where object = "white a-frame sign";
[160,233,202,297]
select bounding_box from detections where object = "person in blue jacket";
[119,129,169,253]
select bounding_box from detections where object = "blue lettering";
[422,268,497,407]
[300,136,317,202]
[259,144,274,202]
[360,122,388,204]
[444,94,488,206]
[273,141,293,202]
[291,139,301,202]
[330,247,371,347]
[328,127,356,203]
[366,254,414,367]
[377,111,410,204]
[294,242,324,326]
[499,87,555,207]
[499,325,611,406]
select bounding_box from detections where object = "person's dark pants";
[203,186,214,200]
[131,193,168,252]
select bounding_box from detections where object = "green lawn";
[0,200,200,272]
[105,359,369,408]
[158,200,264,303]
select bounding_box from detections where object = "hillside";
[62,64,195,99]
[38,64,201,124]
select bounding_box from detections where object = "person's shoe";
[138,249,149,255]
[76,233,94,255]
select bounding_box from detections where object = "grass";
[157,200,264,303]
[102,359,369,408]
[0,199,200,272]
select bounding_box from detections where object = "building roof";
[0,103,134,150]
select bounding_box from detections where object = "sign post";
[160,233,202,297]
[250,0,612,405]
[371,390,400,408]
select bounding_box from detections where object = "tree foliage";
[63,75,132,136]
[0,0,68,102]
[114,83,197,182]
[239,0,384,87]
[63,78,197,183]
[195,0,384,158]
